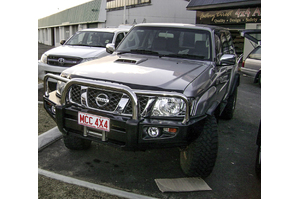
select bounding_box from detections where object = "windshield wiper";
[130,49,159,55]
[117,49,159,56]
[66,44,90,47]
[116,51,131,55]
[161,53,205,60]
[66,44,105,47]
[89,45,106,48]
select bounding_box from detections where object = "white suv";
[38,27,131,80]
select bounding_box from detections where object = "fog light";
[51,106,56,114]
[147,127,160,138]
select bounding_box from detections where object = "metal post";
[83,126,88,137]
[123,0,126,24]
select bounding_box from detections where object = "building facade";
[38,0,107,46]
[186,0,261,57]
[38,0,196,46]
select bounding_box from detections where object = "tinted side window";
[249,46,261,60]
[214,33,222,60]
[220,32,230,54]
[225,31,235,54]
[115,33,125,47]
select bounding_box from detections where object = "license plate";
[78,112,110,132]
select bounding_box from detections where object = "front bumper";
[43,74,205,150]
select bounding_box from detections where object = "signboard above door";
[196,7,261,25]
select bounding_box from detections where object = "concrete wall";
[106,0,196,27]
[38,0,196,46]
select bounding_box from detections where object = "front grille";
[87,88,123,111]
[68,84,151,115]
[123,96,149,114]
[70,85,81,104]
[47,55,82,67]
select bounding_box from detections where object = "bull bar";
[43,74,190,124]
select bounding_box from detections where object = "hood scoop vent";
[115,58,148,65]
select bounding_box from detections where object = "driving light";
[147,127,160,137]
[51,106,56,114]
[152,97,186,116]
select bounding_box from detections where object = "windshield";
[117,26,212,61]
[65,31,114,47]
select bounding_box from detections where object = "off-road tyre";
[180,115,218,178]
[63,134,92,150]
[220,86,237,120]
[255,145,261,178]
[255,123,261,178]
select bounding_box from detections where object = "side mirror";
[60,40,66,45]
[106,43,115,54]
[218,54,236,66]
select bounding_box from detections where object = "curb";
[38,83,43,89]
[38,127,62,152]
[38,128,158,199]
[39,168,158,199]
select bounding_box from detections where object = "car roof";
[134,23,229,31]
[79,28,130,33]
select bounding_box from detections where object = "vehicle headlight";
[151,97,186,117]
[41,53,48,64]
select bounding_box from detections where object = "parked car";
[38,27,131,80]
[240,29,261,85]
[43,23,240,178]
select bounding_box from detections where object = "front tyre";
[63,134,92,150]
[180,115,218,178]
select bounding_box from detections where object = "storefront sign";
[196,7,261,24]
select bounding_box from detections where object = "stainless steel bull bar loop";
[61,78,139,121]
[44,74,70,97]
[44,74,189,124]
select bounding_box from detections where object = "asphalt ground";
[38,43,261,198]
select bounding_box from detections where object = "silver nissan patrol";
[43,23,240,178]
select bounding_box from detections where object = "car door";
[240,29,261,45]
[240,29,261,77]
[244,46,261,75]
[214,30,236,102]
